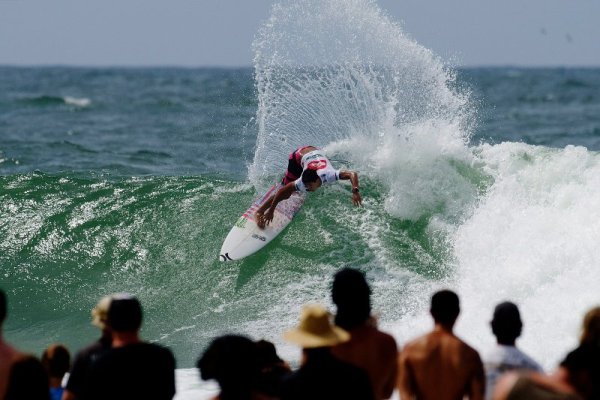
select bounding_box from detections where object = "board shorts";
[282,146,313,185]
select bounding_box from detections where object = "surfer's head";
[301,169,322,191]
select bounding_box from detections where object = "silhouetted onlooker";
[330,268,398,399]
[483,302,542,400]
[41,344,70,400]
[63,294,115,400]
[493,345,600,400]
[398,290,485,400]
[255,339,291,398]
[281,304,374,400]
[197,334,262,400]
[86,294,176,400]
[4,355,50,400]
[494,306,600,400]
[0,289,21,399]
[580,306,600,347]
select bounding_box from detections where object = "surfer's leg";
[282,150,303,184]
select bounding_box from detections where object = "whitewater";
[177,1,600,396]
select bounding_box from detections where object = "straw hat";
[284,304,350,348]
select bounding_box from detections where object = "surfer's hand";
[352,191,362,206]
[262,209,275,226]
[255,211,266,229]
[255,209,274,229]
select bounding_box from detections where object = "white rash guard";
[293,150,340,192]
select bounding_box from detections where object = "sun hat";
[91,295,115,329]
[283,304,350,348]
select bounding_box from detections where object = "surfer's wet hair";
[301,168,320,185]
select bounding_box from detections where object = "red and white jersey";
[294,150,340,192]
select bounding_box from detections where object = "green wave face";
[1,170,478,366]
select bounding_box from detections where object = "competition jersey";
[294,150,340,192]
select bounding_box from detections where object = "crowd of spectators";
[0,268,598,400]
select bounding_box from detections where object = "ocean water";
[2,0,600,398]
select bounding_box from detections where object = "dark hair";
[560,344,600,399]
[581,307,600,346]
[0,289,6,323]
[197,335,259,400]
[255,340,290,397]
[41,344,71,379]
[491,302,522,344]
[255,340,283,369]
[107,296,143,332]
[332,268,371,330]
[301,168,320,185]
[5,355,50,400]
[430,290,460,325]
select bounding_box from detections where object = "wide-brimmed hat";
[91,295,115,329]
[284,304,350,348]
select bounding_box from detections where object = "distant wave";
[22,95,91,107]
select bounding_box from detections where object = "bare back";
[0,340,21,398]
[398,330,484,400]
[333,325,398,399]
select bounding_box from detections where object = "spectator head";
[284,304,350,349]
[91,294,117,330]
[331,268,372,330]
[4,355,50,400]
[580,306,600,346]
[197,335,259,397]
[107,294,142,333]
[41,344,71,380]
[560,344,600,399]
[491,302,523,345]
[0,289,6,326]
[255,340,284,369]
[254,339,289,397]
[430,290,460,327]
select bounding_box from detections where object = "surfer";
[255,145,361,229]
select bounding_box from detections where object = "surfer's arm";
[339,170,362,206]
[255,182,296,228]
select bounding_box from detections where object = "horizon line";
[2,63,600,70]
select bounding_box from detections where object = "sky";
[1,0,599,67]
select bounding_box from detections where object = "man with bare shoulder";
[398,290,485,400]
[331,268,398,399]
[0,289,21,399]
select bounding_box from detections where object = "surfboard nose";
[219,253,233,262]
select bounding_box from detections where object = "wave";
[21,95,91,107]
[246,0,599,371]
[3,0,599,381]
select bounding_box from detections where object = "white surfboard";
[219,183,305,261]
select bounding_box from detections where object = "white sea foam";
[247,0,599,374]
[63,96,91,107]
[451,143,600,368]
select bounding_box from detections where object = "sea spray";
[249,0,600,372]
[250,0,474,200]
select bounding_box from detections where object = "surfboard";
[219,183,305,261]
